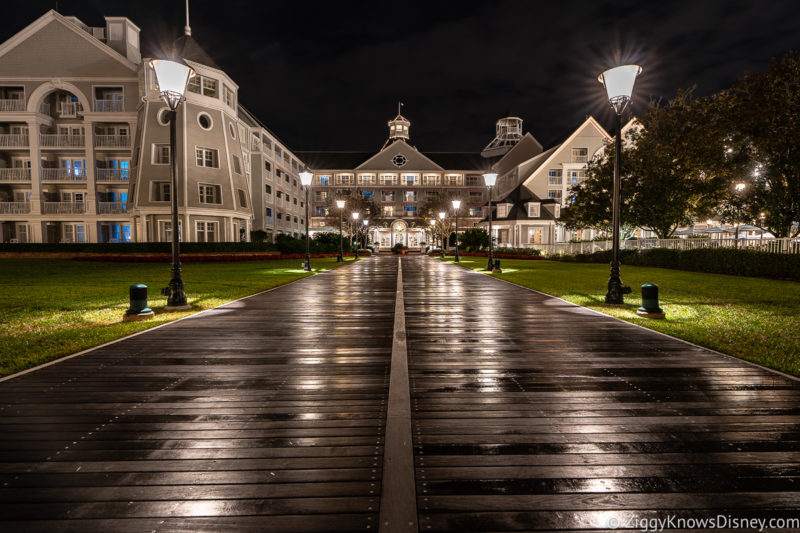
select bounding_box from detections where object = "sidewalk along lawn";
[0,257,351,377]
[441,256,800,377]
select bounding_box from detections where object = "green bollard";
[636,283,665,319]
[123,284,155,322]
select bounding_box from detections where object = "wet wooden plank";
[401,256,800,531]
[0,257,397,530]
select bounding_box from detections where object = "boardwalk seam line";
[0,266,343,383]
[379,257,418,532]
[443,259,800,384]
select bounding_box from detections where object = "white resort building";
[0,9,617,246]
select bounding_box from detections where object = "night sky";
[3,1,800,153]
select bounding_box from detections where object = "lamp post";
[150,58,195,310]
[336,199,345,262]
[352,212,360,259]
[483,172,498,271]
[598,64,641,304]
[452,199,461,262]
[429,219,435,253]
[300,169,313,271]
[362,219,369,250]
[734,182,746,249]
[438,211,446,258]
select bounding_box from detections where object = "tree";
[459,227,490,251]
[710,51,800,238]
[562,89,730,238]
[418,191,463,247]
[323,189,380,239]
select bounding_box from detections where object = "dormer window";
[527,202,541,218]
[497,203,510,218]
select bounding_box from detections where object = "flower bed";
[73,251,369,263]
[429,251,543,260]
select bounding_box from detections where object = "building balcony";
[94,99,124,112]
[98,201,127,214]
[95,168,129,182]
[0,202,31,214]
[41,168,87,182]
[95,135,131,148]
[42,201,85,214]
[39,103,50,115]
[0,99,25,112]
[58,102,83,118]
[0,134,29,148]
[40,134,85,148]
[0,168,31,182]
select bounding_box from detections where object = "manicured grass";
[442,256,800,377]
[0,257,351,377]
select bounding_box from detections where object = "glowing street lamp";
[598,64,641,304]
[483,172,498,271]
[335,199,346,262]
[429,218,435,251]
[362,219,369,250]
[299,169,314,271]
[452,199,462,262]
[351,212,360,259]
[150,58,195,310]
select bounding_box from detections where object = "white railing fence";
[530,237,800,256]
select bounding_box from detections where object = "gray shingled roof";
[481,185,559,223]
[172,35,221,70]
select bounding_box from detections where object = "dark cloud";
[4,0,800,151]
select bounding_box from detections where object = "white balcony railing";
[95,168,129,182]
[0,99,25,112]
[94,99,124,112]
[58,102,82,117]
[0,168,31,181]
[39,134,85,147]
[94,135,131,148]
[0,202,31,214]
[97,201,127,214]
[41,168,87,181]
[0,134,29,147]
[42,201,85,214]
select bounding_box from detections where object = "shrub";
[392,243,408,254]
[0,241,280,254]
[553,247,800,281]
[250,230,268,243]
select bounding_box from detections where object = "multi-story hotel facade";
[0,9,615,246]
[0,10,306,243]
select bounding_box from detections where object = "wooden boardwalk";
[401,257,800,532]
[1,254,799,532]
[0,257,397,532]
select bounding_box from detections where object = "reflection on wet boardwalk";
[402,256,800,532]
[0,257,396,532]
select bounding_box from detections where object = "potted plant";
[392,243,408,255]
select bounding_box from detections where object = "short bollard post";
[123,284,155,322]
[636,283,665,319]
[492,259,502,273]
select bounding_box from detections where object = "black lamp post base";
[454,255,460,262]
[604,277,631,305]
[164,278,190,310]
[486,259,494,271]
[336,253,343,262]
[303,258,312,272]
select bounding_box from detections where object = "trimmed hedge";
[0,242,279,254]
[72,251,370,263]
[556,247,800,281]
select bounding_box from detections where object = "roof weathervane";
[398,101,403,116]
[184,0,192,36]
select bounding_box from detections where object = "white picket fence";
[531,237,800,256]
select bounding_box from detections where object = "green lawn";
[0,257,350,377]
[442,256,800,377]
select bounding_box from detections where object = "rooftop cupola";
[481,114,524,157]
[382,102,410,149]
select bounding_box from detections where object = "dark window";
[265,184,272,194]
